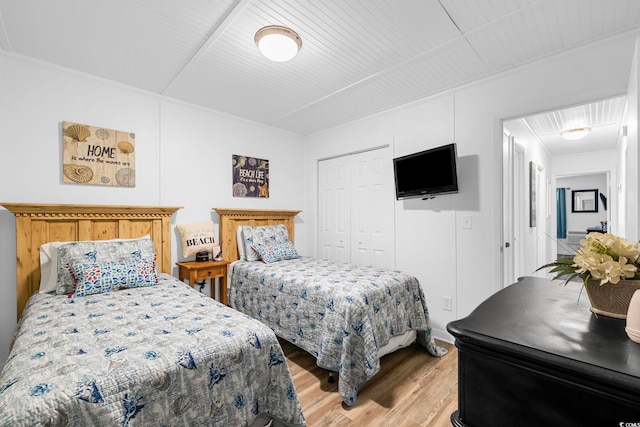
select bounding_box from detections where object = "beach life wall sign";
[232,155,269,198]
[62,121,135,187]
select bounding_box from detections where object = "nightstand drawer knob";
[207,271,212,276]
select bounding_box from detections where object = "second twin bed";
[216,208,447,407]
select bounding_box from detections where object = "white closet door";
[318,146,394,269]
[351,147,394,269]
[318,156,350,263]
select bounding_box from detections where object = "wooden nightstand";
[176,260,229,305]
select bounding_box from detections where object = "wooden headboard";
[214,208,301,262]
[1,203,182,320]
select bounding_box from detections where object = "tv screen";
[393,143,459,200]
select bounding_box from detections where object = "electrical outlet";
[443,296,453,311]
[462,215,472,229]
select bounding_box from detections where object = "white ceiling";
[1,0,640,136]
[504,95,627,157]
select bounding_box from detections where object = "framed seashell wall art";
[232,155,269,198]
[62,121,135,187]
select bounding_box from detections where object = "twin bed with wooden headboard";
[0,203,305,427]
[214,207,299,263]
[214,207,447,407]
[2,203,179,320]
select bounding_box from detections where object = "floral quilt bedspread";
[229,257,447,406]
[0,274,305,427]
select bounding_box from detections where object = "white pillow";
[176,221,217,258]
[236,227,246,260]
[38,235,151,293]
[39,242,66,293]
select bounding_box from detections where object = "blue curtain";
[557,188,567,238]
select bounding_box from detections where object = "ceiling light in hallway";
[560,127,591,140]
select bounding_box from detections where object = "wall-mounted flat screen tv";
[393,143,459,200]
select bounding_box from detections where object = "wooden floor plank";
[280,339,458,426]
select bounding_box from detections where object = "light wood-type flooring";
[279,338,458,426]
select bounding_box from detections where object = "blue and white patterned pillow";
[251,241,299,264]
[69,256,158,297]
[56,238,156,295]
[241,225,290,262]
[39,235,151,294]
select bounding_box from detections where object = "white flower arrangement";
[538,232,640,286]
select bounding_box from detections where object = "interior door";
[502,132,515,287]
[513,143,525,281]
[502,132,525,287]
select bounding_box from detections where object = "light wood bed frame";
[214,208,301,262]
[1,203,182,320]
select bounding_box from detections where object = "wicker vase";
[584,278,640,319]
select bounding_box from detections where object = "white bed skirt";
[377,330,416,357]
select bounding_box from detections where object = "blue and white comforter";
[0,274,305,427]
[229,257,447,406]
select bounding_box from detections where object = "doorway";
[555,172,612,256]
[502,96,624,288]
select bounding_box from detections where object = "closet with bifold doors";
[317,146,395,269]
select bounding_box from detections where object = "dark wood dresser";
[447,276,640,427]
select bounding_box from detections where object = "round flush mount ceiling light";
[560,127,591,140]
[254,25,302,62]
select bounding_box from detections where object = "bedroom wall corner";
[157,99,306,275]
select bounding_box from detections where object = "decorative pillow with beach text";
[176,221,221,259]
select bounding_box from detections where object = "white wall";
[553,149,618,235]
[303,31,640,342]
[0,53,305,367]
[556,174,608,232]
